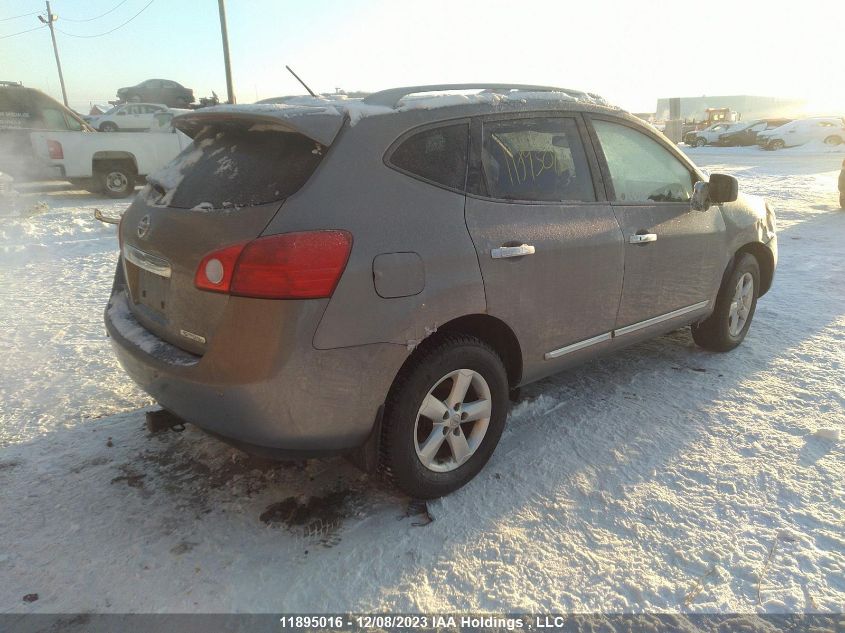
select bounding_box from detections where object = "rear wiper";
[94,208,121,225]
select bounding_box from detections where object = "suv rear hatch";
[118,106,344,355]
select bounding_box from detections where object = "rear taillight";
[195,230,353,299]
[47,140,63,159]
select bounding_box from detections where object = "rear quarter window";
[388,123,469,191]
[0,88,34,129]
[148,127,325,209]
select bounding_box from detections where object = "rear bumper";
[105,285,407,455]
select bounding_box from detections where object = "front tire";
[824,135,843,146]
[99,121,118,132]
[694,137,707,147]
[380,334,509,499]
[692,253,760,352]
[769,139,785,150]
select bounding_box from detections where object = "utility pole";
[39,1,68,107]
[217,0,235,104]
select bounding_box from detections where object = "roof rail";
[0,80,24,87]
[362,83,603,108]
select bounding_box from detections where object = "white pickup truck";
[1,84,192,198]
[30,123,191,198]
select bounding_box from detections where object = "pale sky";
[2,0,842,115]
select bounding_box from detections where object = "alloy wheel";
[413,369,492,473]
[728,272,754,337]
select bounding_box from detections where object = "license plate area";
[122,245,172,317]
[136,268,170,314]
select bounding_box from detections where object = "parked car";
[758,117,845,150]
[0,82,93,181]
[85,103,169,132]
[685,122,741,147]
[117,79,194,108]
[716,118,792,146]
[105,83,778,498]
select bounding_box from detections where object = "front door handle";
[491,244,536,259]
[629,233,657,245]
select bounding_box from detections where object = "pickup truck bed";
[26,128,191,197]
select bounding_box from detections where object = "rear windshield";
[148,127,325,209]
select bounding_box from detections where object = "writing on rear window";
[146,127,324,210]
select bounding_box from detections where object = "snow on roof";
[182,88,614,132]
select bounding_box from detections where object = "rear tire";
[379,334,509,499]
[99,121,118,132]
[692,253,760,352]
[824,135,843,146]
[769,139,785,150]
[96,163,136,198]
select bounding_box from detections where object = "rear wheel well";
[737,242,774,296]
[433,314,523,388]
[92,152,138,176]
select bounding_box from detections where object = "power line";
[0,10,40,21]
[0,23,44,39]
[59,0,129,22]
[54,0,153,38]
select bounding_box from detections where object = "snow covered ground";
[0,148,843,614]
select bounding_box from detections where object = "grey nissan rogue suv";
[105,84,778,498]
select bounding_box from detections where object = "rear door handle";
[629,233,657,244]
[491,244,536,259]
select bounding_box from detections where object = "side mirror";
[709,173,738,204]
[691,174,738,211]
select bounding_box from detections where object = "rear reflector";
[195,230,353,299]
[47,140,63,159]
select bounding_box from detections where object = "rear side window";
[0,88,34,129]
[149,127,324,209]
[593,120,694,203]
[389,124,468,190]
[480,117,596,202]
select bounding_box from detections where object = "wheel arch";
[93,151,138,173]
[736,242,774,296]
[431,313,523,388]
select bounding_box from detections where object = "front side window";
[389,123,468,190]
[480,117,595,202]
[593,120,694,203]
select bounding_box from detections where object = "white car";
[758,117,845,149]
[688,123,741,147]
[86,103,169,132]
